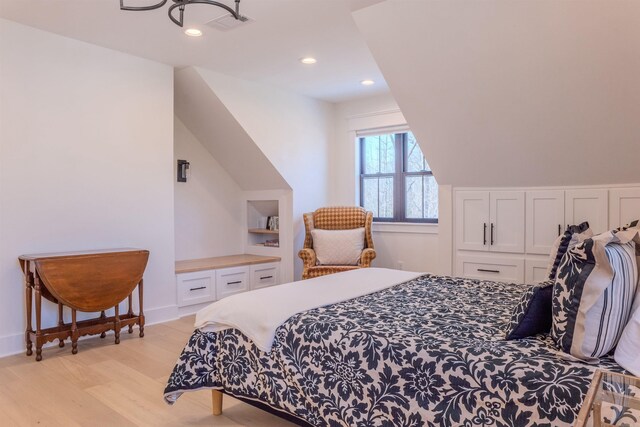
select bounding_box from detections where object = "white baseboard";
[0,303,194,359]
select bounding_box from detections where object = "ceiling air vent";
[205,13,253,31]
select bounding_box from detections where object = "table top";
[575,369,640,427]
[175,254,281,274]
[19,248,147,261]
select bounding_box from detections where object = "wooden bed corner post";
[211,390,223,416]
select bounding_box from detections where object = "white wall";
[174,117,244,261]
[195,69,335,279]
[354,1,640,187]
[0,19,175,356]
[331,94,452,275]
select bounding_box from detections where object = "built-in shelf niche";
[247,200,279,248]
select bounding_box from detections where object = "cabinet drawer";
[525,259,550,284]
[216,266,249,299]
[251,262,280,290]
[177,270,215,307]
[456,255,524,283]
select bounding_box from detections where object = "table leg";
[127,294,133,334]
[138,279,145,338]
[114,305,121,344]
[58,303,65,347]
[34,274,42,362]
[71,309,78,355]
[99,311,106,338]
[25,269,33,357]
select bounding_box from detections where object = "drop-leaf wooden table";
[19,249,149,361]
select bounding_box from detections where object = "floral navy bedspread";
[163,274,627,427]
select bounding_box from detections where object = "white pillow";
[311,228,365,266]
[615,295,640,376]
[614,223,640,375]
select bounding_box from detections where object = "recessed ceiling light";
[361,79,375,86]
[300,57,317,65]
[184,28,203,37]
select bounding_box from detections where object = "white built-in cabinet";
[454,191,524,253]
[454,186,639,284]
[525,190,564,255]
[524,259,549,285]
[455,191,489,251]
[176,258,280,308]
[565,189,608,234]
[609,188,640,229]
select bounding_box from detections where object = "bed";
[163,268,629,426]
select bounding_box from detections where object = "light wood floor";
[0,316,296,426]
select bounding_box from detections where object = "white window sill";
[372,222,439,234]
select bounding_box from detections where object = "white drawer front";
[216,266,249,299]
[251,263,280,290]
[457,256,524,283]
[177,270,215,307]
[525,259,550,285]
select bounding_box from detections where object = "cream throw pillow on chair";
[311,228,365,266]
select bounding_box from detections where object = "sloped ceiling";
[353,1,640,186]
[174,67,289,191]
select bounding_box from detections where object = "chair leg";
[212,390,223,416]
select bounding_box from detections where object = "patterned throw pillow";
[551,229,640,361]
[504,281,554,340]
[545,221,592,280]
[617,219,639,231]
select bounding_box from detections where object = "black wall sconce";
[177,159,190,182]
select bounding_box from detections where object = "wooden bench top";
[175,254,281,274]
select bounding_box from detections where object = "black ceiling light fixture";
[120,0,246,27]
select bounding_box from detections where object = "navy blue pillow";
[505,281,554,340]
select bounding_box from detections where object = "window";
[359,131,438,222]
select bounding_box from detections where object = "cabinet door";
[526,190,564,255]
[525,259,550,285]
[609,188,640,229]
[455,191,490,251]
[489,191,525,253]
[565,189,608,234]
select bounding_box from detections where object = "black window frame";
[359,132,438,223]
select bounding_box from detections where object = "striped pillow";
[551,230,638,360]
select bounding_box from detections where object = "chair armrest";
[359,248,376,267]
[298,248,317,268]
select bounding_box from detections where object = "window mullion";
[394,133,404,222]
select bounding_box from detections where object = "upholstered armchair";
[298,206,376,280]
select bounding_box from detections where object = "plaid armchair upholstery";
[299,206,376,279]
